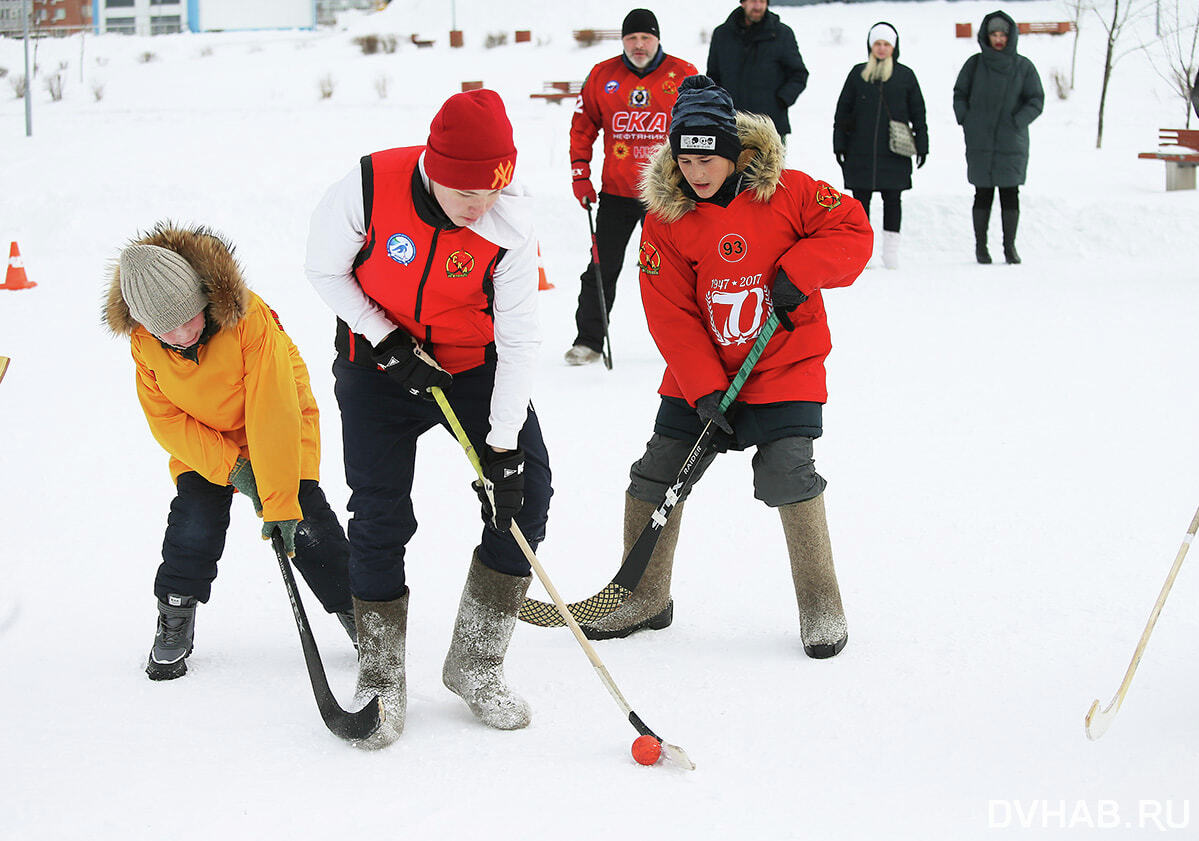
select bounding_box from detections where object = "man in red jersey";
[581,77,872,661]
[305,89,551,749]
[565,8,698,365]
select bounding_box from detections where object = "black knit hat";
[622,9,659,38]
[668,75,741,162]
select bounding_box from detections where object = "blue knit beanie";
[668,75,742,162]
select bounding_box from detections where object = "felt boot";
[780,495,848,658]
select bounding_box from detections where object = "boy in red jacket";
[582,76,872,658]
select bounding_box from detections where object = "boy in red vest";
[305,89,550,749]
[565,8,698,365]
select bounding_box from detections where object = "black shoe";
[146,595,197,681]
[336,610,358,650]
[1004,244,1021,264]
[582,600,673,641]
[976,244,992,264]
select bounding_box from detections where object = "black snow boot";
[972,206,993,264]
[146,594,197,681]
[336,610,357,649]
[1001,208,1021,264]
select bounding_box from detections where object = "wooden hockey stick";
[0,356,9,384]
[1084,503,1199,739]
[431,386,695,770]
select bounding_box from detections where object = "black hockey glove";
[372,329,452,398]
[695,389,735,452]
[771,269,808,332]
[472,447,525,532]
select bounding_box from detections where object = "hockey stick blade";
[1082,504,1199,741]
[0,355,9,385]
[1084,698,1116,741]
[630,712,695,770]
[519,314,781,628]
[271,534,384,742]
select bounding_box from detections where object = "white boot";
[882,231,900,270]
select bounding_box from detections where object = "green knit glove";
[228,457,262,517]
[265,520,298,557]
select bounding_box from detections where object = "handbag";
[888,119,917,157]
[880,90,917,157]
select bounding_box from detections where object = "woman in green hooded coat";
[953,10,1043,264]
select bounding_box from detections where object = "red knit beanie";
[424,89,517,191]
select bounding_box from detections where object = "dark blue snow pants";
[332,357,553,602]
[155,473,353,612]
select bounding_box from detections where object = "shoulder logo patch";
[387,233,417,265]
[446,250,475,278]
[638,241,661,276]
[815,183,842,211]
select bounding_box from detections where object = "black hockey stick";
[519,311,781,627]
[270,531,384,741]
[586,205,614,370]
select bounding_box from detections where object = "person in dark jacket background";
[833,22,928,269]
[953,10,1043,265]
[707,0,809,141]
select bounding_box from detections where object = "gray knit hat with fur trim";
[119,244,208,336]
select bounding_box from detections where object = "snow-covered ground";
[1,1,1197,838]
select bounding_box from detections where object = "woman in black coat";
[953,10,1044,264]
[833,22,928,269]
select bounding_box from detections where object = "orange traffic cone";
[2,242,36,291]
[536,242,554,290]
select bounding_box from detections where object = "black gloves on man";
[771,269,808,331]
[473,447,525,532]
[373,329,452,398]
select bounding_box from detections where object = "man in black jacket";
[707,0,808,141]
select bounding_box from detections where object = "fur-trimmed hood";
[103,222,250,338]
[639,112,785,224]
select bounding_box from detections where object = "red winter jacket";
[570,51,699,199]
[637,113,873,405]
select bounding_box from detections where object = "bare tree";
[1063,0,1089,87]
[1141,0,1199,127]
[1093,0,1156,147]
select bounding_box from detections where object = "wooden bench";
[573,28,622,46]
[1138,129,1199,191]
[410,33,434,48]
[529,80,583,104]
[1017,21,1076,34]
[955,21,1076,37]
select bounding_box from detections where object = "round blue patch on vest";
[386,233,417,265]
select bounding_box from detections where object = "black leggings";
[852,190,902,233]
[973,186,1019,212]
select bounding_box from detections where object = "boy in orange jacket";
[104,223,355,680]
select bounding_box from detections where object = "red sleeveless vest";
[350,146,505,373]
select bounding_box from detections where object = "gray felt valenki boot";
[442,553,532,730]
[779,494,848,659]
[351,589,408,750]
[582,493,683,640]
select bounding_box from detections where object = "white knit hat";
[868,23,897,46]
[119,244,208,336]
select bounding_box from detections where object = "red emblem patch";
[815,183,842,211]
[445,250,475,278]
[638,242,661,276]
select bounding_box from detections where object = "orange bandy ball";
[631,735,662,766]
